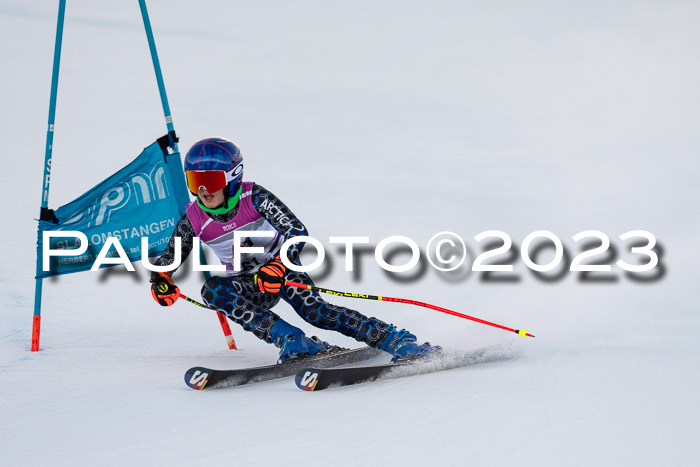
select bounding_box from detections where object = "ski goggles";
[185,170,229,195]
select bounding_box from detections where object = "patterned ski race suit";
[155,182,397,350]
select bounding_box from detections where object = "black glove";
[151,272,180,306]
[254,256,287,294]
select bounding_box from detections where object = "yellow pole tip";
[518,329,527,338]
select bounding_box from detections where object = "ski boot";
[270,319,332,364]
[379,326,442,362]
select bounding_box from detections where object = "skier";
[150,137,441,363]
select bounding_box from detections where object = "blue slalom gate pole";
[32,0,67,351]
[138,0,178,152]
[138,1,235,348]
[138,0,209,277]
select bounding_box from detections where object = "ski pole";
[179,293,237,349]
[285,281,535,338]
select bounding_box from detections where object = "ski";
[185,346,382,390]
[295,345,514,391]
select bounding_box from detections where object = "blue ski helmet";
[184,137,244,197]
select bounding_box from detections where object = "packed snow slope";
[2,1,699,466]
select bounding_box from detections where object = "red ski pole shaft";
[285,280,535,338]
[179,293,237,349]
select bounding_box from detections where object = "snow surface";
[2,1,700,465]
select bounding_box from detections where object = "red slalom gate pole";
[179,293,237,349]
[285,281,535,338]
[31,315,41,351]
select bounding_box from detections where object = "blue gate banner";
[37,141,190,278]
